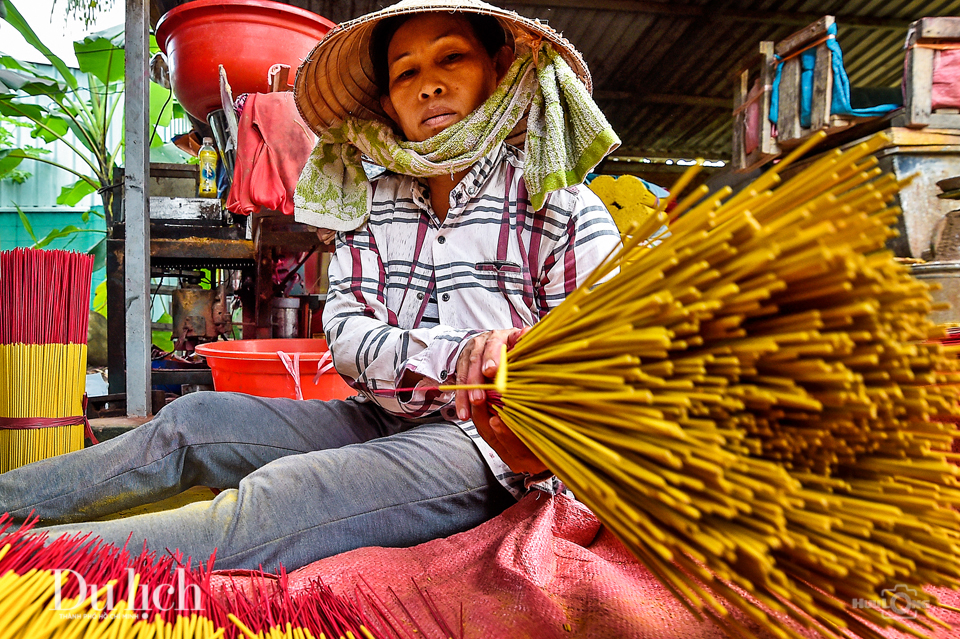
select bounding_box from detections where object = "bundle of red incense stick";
[0,248,95,471]
[0,247,94,345]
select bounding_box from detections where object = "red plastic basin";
[195,338,355,401]
[155,0,335,120]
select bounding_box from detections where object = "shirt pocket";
[476,261,536,327]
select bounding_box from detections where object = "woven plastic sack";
[213,492,960,638]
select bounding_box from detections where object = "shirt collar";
[408,144,510,221]
[454,143,507,201]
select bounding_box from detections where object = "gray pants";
[0,392,514,571]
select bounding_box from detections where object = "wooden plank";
[775,15,835,58]
[150,237,255,261]
[904,46,934,127]
[916,16,960,40]
[149,197,223,221]
[733,71,748,112]
[828,115,856,128]
[881,126,960,147]
[733,41,781,172]
[810,43,833,130]
[927,113,960,129]
[778,56,803,142]
[758,41,779,160]
[732,68,748,170]
[776,116,871,149]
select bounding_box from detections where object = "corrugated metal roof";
[152,0,960,165]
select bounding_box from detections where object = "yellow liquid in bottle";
[198,142,218,198]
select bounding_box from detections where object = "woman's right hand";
[454,329,547,475]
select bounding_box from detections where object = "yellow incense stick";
[478,132,960,639]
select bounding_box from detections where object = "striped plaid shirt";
[323,144,620,496]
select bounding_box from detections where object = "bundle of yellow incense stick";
[492,132,960,638]
[0,248,93,472]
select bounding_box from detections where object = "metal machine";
[105,163,326,406]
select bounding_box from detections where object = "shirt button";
[417,292,424,300]
[467,186,476,196]
[440,370,448,380]
[441,293,450,302]
[437,236,445,244]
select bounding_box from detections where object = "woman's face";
[380,13,506,142]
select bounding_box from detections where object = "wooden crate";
[731,41,779,172]
[898,17,960,130]
[773,16,878,147]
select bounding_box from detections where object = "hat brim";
[294,0,591,136]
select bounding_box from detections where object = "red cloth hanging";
[226,92,316,216]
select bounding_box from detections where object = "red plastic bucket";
[155,0,335,120]
[195,339,355,401]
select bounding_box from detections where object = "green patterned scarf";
[294,46,619,230]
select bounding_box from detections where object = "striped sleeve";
[535,185,622,315]
[322,221,480,417]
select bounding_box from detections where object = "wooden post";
[732,67,748,169]
[758,41,778,159]
[730,41,780,171]
[778,57,802,142]
[773,15,835,144]
[268,64,291,92]
[901,17,960,129]
[124,0,152,417]
[904,26,933,128]
[810,42,834,130]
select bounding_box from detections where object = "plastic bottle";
[198,137,218,198]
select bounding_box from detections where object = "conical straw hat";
[294,0,591,135]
